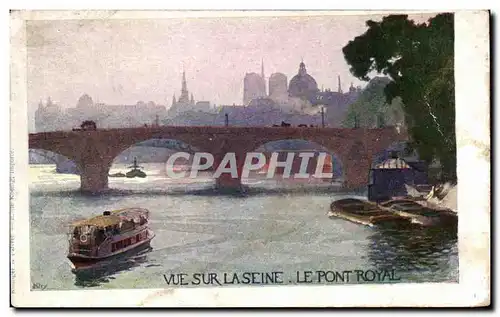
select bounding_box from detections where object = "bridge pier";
[215,174,245,193]
[342,156,371,191]
[79,163,110,194]
[213,152,247,193]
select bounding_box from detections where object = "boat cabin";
[68,209,149,257]
[368,155,428,202]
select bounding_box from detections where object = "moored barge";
[328,198,411,227]
[328,198,457,229]
[378,199,457,228]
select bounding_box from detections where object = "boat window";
[120,220,135,232]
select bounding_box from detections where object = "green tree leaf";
[342,13,456,181]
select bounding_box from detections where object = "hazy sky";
[26,13,437,110]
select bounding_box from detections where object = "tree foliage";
[342,77,405,129]
[342,13,456,180]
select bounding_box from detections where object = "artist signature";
[31,282,47,290]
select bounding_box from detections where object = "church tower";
[168,68,197,116]
[337,75,343,94]
[178,70,190,104]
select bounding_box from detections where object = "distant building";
[76,93,94,109]
[243,60,266,105]
[247,97,278,109]
[268,72,288,104]
[35,97,65,132]
[195,101,211,112]
[236,59,362,125]
[243,73,266,105]
[288,60,319,101]
[215,103,322,127]
[34,94,167,132]
[312,78,361,127]
[168,70,197,117]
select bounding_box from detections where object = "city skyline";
[27,13,436,110]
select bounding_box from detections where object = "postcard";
[10,10,490,307]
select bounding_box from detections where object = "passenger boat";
[328,198,411,227]
[378,199,458,228]
[67,208,155,272]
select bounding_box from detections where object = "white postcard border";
[10,10,490,307]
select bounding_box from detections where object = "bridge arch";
[109,138,210,179]
[28,149,81,191]
[29,149,80,174]
[251,139,344,183]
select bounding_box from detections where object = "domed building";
[288,61,319,100]
[76,93,94,109]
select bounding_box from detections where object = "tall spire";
[179,67,189,103]
[298,59,307,76]
[172,94,176,105]
[337,75,342,94]
[181,69,187,93]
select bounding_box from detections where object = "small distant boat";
[67,208,155,272]
[328,198,411,227]
[126,157,147,178]
[109,172,126,178]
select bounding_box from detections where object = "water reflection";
[73,246,154,287]
[367,225,457,280]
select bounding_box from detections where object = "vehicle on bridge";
[72,120,97,131]
[67,208,155,272]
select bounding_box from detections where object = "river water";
[29,163,458,290]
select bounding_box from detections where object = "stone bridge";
[29,126,407,193]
